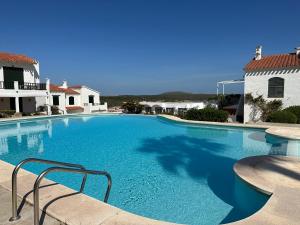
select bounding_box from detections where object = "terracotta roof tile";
[0,52,36,64]
[50,84,80,94]
[244,53,300,72]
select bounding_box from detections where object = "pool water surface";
[0,115,299,225]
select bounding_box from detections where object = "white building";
[48,81,107,114]
[140,101,212,115]
[0,52,50,115]
[0,51,107,116]
[244,46,300,122]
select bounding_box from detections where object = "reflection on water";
[1,116,300,225]
[0,116,93,156]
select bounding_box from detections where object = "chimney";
[61,80,68,89]
[296,47,300,57]
[255,45,262,60]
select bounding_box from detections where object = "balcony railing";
[19,82,46,90]
[0,81,14,89]
[0,81,46,90]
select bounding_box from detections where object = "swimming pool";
[0,115,299,225]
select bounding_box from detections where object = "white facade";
[243,47,300,123]
[140,101,213,115]
[46,82,108,114]
[0,55,51,115]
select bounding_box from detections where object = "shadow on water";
[136,135,269,224]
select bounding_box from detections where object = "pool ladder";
[9,158,112,225]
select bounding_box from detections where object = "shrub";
[185,108,229,122]
[0,110,16,118]
[37,105,47,112]
[267,111,297,124]
[245,93,283,121]
[51,106,60,115]
[122,102,143,114]
[284,106,300,124]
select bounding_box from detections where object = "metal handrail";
[33,166,112,225]
[9,158,87,222]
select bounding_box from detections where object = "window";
[89,95,94,104]
[268,77,284,98]
[53,96,59,106]
[69,96,75,105]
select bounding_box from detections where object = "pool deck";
[227,155,300,225]
[159,115,300,140]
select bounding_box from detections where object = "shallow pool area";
[0,115,299,225]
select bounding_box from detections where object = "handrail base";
[9,215,21,222]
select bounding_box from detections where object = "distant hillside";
[101,92,216,107]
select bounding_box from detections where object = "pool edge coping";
[0,160,179,225]
[158,115,300,140]
[225,155,300,225]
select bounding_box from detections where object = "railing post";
[13,81,19,91]
[9,158,87,222]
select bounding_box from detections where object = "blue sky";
[0,0,299,95]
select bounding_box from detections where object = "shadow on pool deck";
[136,135,268,224]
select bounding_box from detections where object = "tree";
[122,102,143,114]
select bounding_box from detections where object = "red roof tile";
[50,84,80,94]
[66,106,84,111]
[244,53,300,72]
[0,52,36,64]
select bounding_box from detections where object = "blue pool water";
[0,115,299,225]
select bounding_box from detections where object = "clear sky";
[0,0,299,95]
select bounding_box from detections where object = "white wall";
[0,61,40,83]
[74,86,100,106]
[49,92,66,113]
[65,94,81,107]
[244,68,300,122]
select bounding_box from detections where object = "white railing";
[0,81,46,90]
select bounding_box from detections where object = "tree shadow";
[136,135,268,224]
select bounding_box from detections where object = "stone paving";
[228,155,300,225]
[0,186,62,225]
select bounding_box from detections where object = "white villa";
[47,81,107,114]
[0,52,51,115]
[243,46,300,122]
[140,101,214,114]
[0,52,107,115]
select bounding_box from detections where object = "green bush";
[0,110,16,118]
[122,102,143,114]
[284,106,300,123]
[51,106,61,115]
[267,111,297,124]
[185,108,229,122]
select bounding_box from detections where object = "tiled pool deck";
[1,114,300,224]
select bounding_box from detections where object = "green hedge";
[185,108,229,122]
[267,111,297,124]
[284,106,300,124]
